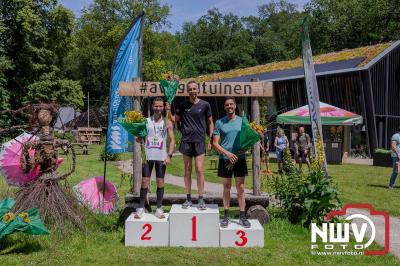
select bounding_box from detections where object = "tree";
[306,0,400,53]
[243,0,305,63]
[65,0,173,105]
[179,8,257,75]
[0,0,84,132]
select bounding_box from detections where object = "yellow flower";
[124,110,145,123]
[250,121,265,134]
[3,212,15,223]
[18,212,31,223]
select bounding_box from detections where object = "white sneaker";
[134,208,145,219]
[155,208,165,219]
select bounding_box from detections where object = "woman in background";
[274,128,289,174]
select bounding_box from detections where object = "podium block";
[219,219,264,247]
[125,213,169,247]
[169,204,219,247]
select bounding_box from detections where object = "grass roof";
[192,42,391,82]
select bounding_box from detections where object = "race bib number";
[146,137,163,149]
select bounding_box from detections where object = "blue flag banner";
[106,13,144,153]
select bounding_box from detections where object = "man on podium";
[135,97,175,219]
[173,80,214,210]
[212,97,251,228]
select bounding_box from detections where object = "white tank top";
[145,116,167,161]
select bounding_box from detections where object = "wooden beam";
[125,193,270,208]
[119,81,273,97]
[251,79,261,196]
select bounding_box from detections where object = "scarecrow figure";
[12,103,84,229]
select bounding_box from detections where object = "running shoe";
[220,217,230,228]
[182,199,192,209]
[155,208,165,219]
[239,217,251,228]
[198,198,207,210]
[134,208,145,219]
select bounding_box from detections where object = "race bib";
[146,136,163,149]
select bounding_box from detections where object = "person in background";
[388,126,400,189]
[261,127,272,175]
[274,128,289,174]
[294,126,311,171]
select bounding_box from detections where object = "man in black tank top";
[173,80,214,210]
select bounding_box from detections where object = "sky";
[59,0,309,33]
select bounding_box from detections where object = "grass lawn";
[167,155,400,216]
[0,146,399,265]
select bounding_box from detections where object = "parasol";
[73,176,119,214]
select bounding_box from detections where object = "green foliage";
[0,0,84,131]
[54,132,74,143]
[375,149,391,154]
[100,147,121,162]
[179,9,257,75]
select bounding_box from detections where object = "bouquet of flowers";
[227,117,261,170]
[119,110,147,138]
[250,121,265,135]
[119,110,147,162]
[160,74,180,120]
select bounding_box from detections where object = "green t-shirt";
[213,115,243,159]
[391,133,400,158]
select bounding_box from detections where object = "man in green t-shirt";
[212,97,250,228]
[389,126,400,189]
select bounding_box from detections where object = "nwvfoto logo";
[311,204,389,256]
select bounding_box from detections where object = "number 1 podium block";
[125,213,169,247]
[219,220,264,247]
[169,204,219,247]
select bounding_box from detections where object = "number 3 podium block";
[169,204,219,247]
[219,220,264,247]
[125,213,169,247]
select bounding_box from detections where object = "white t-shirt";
[145,116,167,161]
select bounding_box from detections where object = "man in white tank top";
[135,97,175,219]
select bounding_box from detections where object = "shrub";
[267,135,341,226]
[375,148,391,154]
[54,132,74,143]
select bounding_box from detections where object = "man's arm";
[164,121,175,165]
[212,134,237,164]
[207,116,214,150]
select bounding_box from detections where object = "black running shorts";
[142,160,166,178]
[179,141,205,157]
[218,157,248,178]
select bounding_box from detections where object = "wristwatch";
[168,154,173,158]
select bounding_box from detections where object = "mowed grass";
[167,155,400,216]
[0,146,399,265]
[0,214,398,265]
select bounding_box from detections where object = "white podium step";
[219,219,264,247]
[169,204,220,247]
[125,213,169,247]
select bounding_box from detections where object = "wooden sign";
[119,81,273,97]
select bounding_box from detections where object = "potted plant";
[373,149,392,167]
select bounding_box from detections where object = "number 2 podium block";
[219,220,264,247]
[125,213,169,247]
[169,204,219,247]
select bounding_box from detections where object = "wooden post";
[251,79,261,196]
[132,76,142,195]
[342,126,351,161]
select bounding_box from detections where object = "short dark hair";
[224,96,236,103]
[152,97,164,105]
[187,80,198,87]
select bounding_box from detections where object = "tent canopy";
[277,102,363,125]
